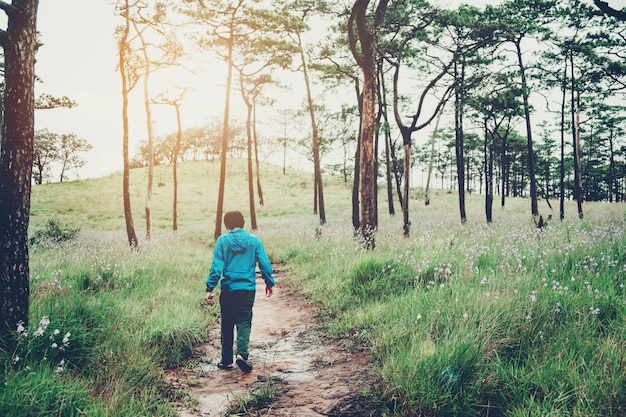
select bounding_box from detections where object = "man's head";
[224,211,245,230]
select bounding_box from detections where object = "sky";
[34,0,510,180]
[32,0,620,180]
[35,0,228,180]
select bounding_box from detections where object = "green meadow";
[1,159,624,416]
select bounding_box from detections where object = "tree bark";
[454,61,466,223]
[515,40,538,217]
[570,53,583,219]
[0,0,39,347]
[134,23,155,241]
[297,32,325,225]
[214,16,236,240]
[349,0,388,248]
[118,0,138,249]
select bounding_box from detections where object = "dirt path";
[165,267,382,417]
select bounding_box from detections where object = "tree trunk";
[297,32,325,225]
[352,77,363,231]
[454,62,466,223]
[608,129,615,203]
[515,40,538,217]
[118,0,138,249]
[0,0,39,347]
[243,90,257,231]
[378,60,394,216]
[352,129,361,231]
[173,102,182,233]
[572,88,584,219]
[214,21,235,241]
[134,24,154,241]
[559,58,567,220]
[424,110,442,207]
[483,120,493,223]
[253,104,264,207]
[349,0,386,248]
[401,137,411,237]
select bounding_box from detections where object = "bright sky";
[35,0,232,180]
[34,0,510,180]
[32,0,618,180]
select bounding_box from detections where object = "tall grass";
[1,159,623,416]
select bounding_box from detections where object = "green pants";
[219,290,255,364]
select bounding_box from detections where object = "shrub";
[30,218,79,246]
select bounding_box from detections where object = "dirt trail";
[165,267,381,417]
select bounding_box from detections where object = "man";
[205,211,275,373]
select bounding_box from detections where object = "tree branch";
[593,0,626,21]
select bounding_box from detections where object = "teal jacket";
[206,228,275,292]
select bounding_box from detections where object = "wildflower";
[55,359,65,375]
[51,343,58,349]
[53,329,60,335]
[12,355,20,364]
[463,312,468,319]
[590,307,600,315]
[16,322,26,334]
[480,277,487,285]
[526,313,532,322]
[529,291,537,303]
[416,314,422,320]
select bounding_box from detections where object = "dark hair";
[224,211,245,230]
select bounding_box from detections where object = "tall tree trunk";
[253,104,264,207]
[608,128,615,203]
[352,84,363,232]
[352,123,361,231]
[500,134,507,208]
[173,102,182,233]
[118,0,138,248]
[454,61,466,223]
[349,0,387,248]
[401,136,411,236]
[297,32,325,225]
[214,21,235,241]
[571,78,584,219]
[483,120,493,223]
[134,24,154,241]
[569,50,583,219]
[574,94,583,218]
[559,58,567,221]
[425,108,443,206]
[389,137,403,210]
[0,0,39,347]
[241,79,257,231]
[378,60,394,216]
[515,40,538,217]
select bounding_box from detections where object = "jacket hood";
[226,228,250,253]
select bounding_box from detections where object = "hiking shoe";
[236,355,252,373]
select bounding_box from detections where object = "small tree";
[56,133,93,183]
[33,128,59,184]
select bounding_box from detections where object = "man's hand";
[205,292,215,306]
[266,286,273,297]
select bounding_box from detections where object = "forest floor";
[164,266,384,417]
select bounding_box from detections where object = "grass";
[1,158,624,416]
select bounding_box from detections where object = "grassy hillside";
[2,158,624,416]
